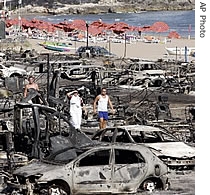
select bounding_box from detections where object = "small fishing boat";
[39,42,72,52]
[165,47,195,56]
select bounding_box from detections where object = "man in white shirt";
[93,88,114,129]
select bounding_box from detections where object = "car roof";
[46,142,151,155]
[80,141,151,151]
[78,46,103,49]
[103,125,179,140]
[110,124,163,132]
[67,64,106,69]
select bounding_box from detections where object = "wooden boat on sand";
[39,42,72,52]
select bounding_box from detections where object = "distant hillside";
[21,0,195,8]
[7,0,195,15]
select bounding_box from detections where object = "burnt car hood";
[13,160,60,177]
[145,142,195,158]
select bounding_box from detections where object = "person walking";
[67,90,87,130]
[93,87,114,129]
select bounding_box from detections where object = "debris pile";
[0,48,195,193]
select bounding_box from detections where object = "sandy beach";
[23,37,195,61]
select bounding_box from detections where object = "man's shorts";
[98,111,108,120]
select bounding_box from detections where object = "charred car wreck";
[91,125,195,169]
[3,102,171,194]
[12,102,94,160]
[7,143,169,195]
[0,54,195,194]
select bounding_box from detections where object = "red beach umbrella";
[106,22,131,34]
[90,20,104,27]
[113,28,126,34]
[90,20,110,31]
[113,22,130,29]
[167,31,181,39]
[53,23,66,30]
[138,25,153,32]
[5,18,19,27]
[88,25,103,36]
[63,24,74,32]
[151,21,169,33]
[70,19,86,31]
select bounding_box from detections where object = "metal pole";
[41,53,50,103]
[46,53,50,103]
[108,37,111,54]
[86,22,89,49]
[55,70,60,98]
[184,46,188,62]
[188,24,191,40]
[74,39,76,52]
[123,33,127,58]
[18,0,22,34]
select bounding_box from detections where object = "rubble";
[0,49,194,193]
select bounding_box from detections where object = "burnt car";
[12,102,94,160]
[7,143,169,195]
[0,64,28,78]
[91,125,195,169]
[75,46,116,58]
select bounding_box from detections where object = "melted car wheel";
[47,183,69,195]
[142,180,155,192]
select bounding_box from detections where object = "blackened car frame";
[7,143,169,195]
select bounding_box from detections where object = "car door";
[72,148,112,194]
[112,148,147,193]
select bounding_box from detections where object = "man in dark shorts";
[93,87,114,129]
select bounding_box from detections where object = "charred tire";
[40,181,70,195]
[139,178,164,192]
[142,179,155,192]
[138,179,156,192]
[49,182,70,195]
[48,185,69,195]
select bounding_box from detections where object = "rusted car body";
[7,143,169,194]
[91,125,195,169]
